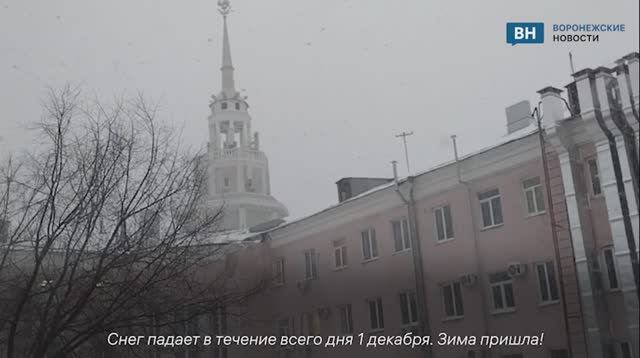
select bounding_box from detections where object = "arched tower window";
[221,102,228,110]
[235,102,240,110]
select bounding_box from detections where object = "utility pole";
[395,131,414,174]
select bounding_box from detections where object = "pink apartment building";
[214,52,639,358]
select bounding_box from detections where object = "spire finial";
[218,0,234,94]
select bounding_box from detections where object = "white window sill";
[368,328,385,334]
[362,257,379,264]
[481,223,504,232]
[435,237,455,245]
[392,248,412,255]
[333,266,348,272]
[526,211,546,218]
[442,315,464,322]
[271,282,285,289]
[491,308,516,315]
[538,300,559,307]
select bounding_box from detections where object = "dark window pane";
[443,285,454,316]
[492,286,503,310]
[399,293,409,324]
[481,202,492,227]
[547,262,559,301]
[362,232,370,259]
[409,292,417,322]
[504,283,515,307]
[435,210,445,240]
[402,219,411,248]
[492,197,503,225]
[369,301,377,329]
[453,282,464,316]
[537,264,549,301]
[370,230,378,258]
[604,249,619,289]
[377,298,384,328]
[535,186,545,211]
[444,205,454,238]
[393,221,402,251]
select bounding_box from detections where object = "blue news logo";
[506,23,544,45]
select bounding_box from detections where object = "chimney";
[505,100,533,134]
[537,86,566,130]
[336,177,393,203]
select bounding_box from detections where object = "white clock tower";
[207,0,288,230]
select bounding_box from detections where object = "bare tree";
[0,85,265,358]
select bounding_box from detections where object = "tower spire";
[218,0,235,94]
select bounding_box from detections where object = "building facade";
[220,53,639,358]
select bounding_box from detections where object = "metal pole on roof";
[395,131,414,174]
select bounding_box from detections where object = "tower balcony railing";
[212,147,266,162]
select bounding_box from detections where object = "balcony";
[211,148,266,162]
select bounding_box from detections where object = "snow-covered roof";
[268,124,540,234]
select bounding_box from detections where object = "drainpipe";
[608,65,639,211]
[451,135,492,358]
[590,75,640,300]
[533,105,577,357]
[392,161,433,358]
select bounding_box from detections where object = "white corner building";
[206,1,288,230]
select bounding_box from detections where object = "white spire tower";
[207,0,288,230]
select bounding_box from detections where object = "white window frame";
[586,158,602,196]
[399,290,418,326]
[391,218,411,252]
[478,189,504,229]
[489,272,515,313]
[535,261,559,303]
[334,244,348,269]
[361,228,378,261]
[367,297,385,331]
[272,257,285,286]
[433,205,454,242]
[523,177,546,216]
[441,281,464,318]
[601,246,620,291]
[337,304,353,334]
[304,249,318,280]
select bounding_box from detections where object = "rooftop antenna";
[569,52,576,74]
[395,131,414,174]
[451,134,461,182]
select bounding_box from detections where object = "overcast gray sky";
[1,0,638,219]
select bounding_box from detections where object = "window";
[399,291,418,325]
[361,228,378,260]
[605,344,616,358]
[337,304,353,334]
[299,312,320,336]
[523,177,546,215]
[536,261,559,303]
[602,246,619,290]
[223,177,230,187]
[304,249,318,280]
[367,297,385,331]
[334,244,348,269]
[221,102,228,110]
[434,205,454,241]
[392,218,411,251]
[442,282,464,318]
[489,271,515,312]
[550,349,569,358]
[272,258,285,286]
[587,158,602,195]
[620,342,633,358]
[235,102,240,110]
[277,318,291,337]
[212,307,228,358]
[478,189,503,228]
